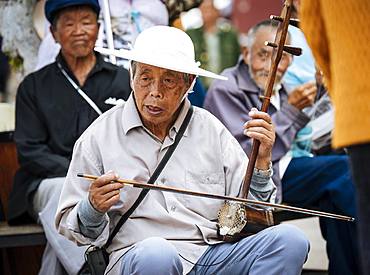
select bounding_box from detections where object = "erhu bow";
[77,174,354,221]
[217,0,306,241]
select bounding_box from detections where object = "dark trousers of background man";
[282,155,360,275]
[348,143,370,275]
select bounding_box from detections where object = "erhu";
[217,0,305,242]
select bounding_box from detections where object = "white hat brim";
[95,47,228,81]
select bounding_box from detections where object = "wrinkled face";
[51,6,99,59]
[243,27,292,90]
[132,63,194,132]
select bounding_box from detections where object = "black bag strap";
[104,106,193,249]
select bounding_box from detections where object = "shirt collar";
[121,94,191,138]
[56,51,115,77]
[122,94,144,135]
[170,98,191,138]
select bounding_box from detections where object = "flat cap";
[45,0,100,23]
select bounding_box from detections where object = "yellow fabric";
[172,18,184,30]
[301,0,370,148]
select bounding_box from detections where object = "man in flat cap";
[7,0,131,273]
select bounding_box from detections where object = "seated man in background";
[56,25,309,275]
[204,20,359,275]
[7,0,131,274]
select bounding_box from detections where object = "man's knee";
[136,237,179,260]
[269,224,310,262]
[125,237,182,274]
[33,177,65,216]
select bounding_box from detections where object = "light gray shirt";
[56,94,276,274]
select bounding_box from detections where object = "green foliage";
[5,52,24,71]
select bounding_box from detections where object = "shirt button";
[171,206,176,211]
[161,178,166,183]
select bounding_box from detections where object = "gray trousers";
[33,177,87,275]
[119,224,309,275]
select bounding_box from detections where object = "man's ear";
[241,46,249,65]
[189,74,196,84]
[129,71,134,88]
[50,25,58,43]
[187,75,197,91]
[130,77,134,90]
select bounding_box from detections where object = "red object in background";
[232,0,282,33]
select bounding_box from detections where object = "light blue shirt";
[283,26,316,92]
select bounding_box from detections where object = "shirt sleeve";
[55,138,111,247]
[14,79,70,177]
[250,164,276,202]
[220,125,276,203]
[78,198,107,239]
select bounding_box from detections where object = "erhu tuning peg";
[270,15,300,28]
[283,45,302,56]
[265,42,302,56]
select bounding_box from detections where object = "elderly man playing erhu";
[56,26,309,275]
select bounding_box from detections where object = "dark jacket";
[8,52,131,224]
[0,36,9,95]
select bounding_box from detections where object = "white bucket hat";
[95,26,227,80]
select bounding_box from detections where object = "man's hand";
[88,171,123,213]
[288,81,317,110]
[243,108,275,170]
